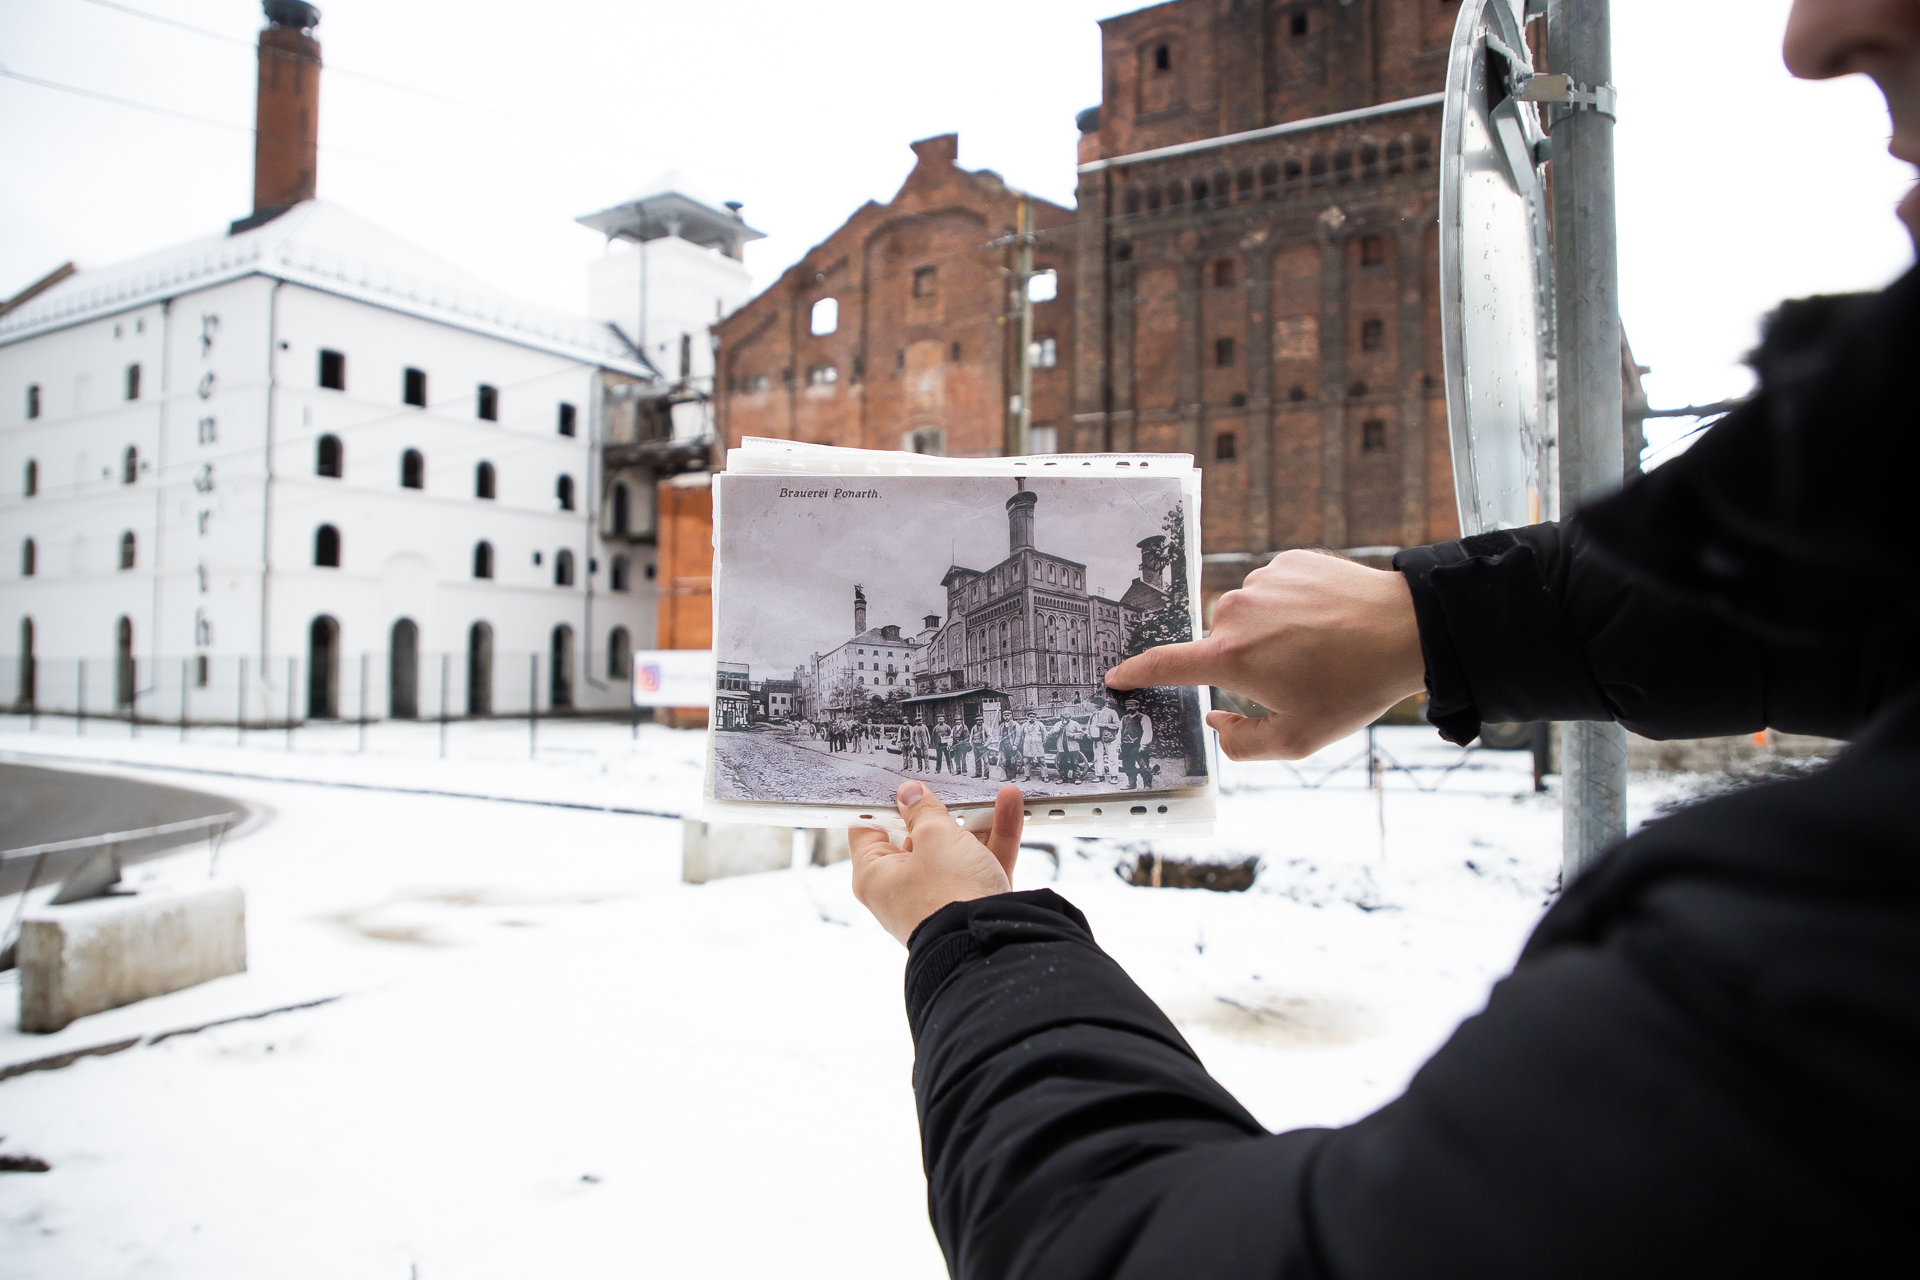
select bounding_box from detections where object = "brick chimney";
[909,134,959,170]
[1007,489,1038,553]
[854,584,868,635]
[238,1,321,232]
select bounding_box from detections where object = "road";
[0,763,246,898]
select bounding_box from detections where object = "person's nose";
[1783,0,1920,80]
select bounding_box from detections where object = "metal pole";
[181,658,189,743]
[286,655,296,751]
[1010,198,1035,459]
[358,652,368,753]
[439,653,449,759]
[529,653,539,759]
[238,655,247,746]
[78,659,85,737]
[1550,0,1628,881]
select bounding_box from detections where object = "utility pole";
[1548,0,1628,879]
[1009,198,1035,458]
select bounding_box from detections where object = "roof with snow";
[0,200,655,377]
[574,172,764,256]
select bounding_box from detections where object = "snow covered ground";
[0,715,1681,1278]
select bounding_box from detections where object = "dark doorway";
[467,621,493,715]
[18,616,35,708]
[309,615,340,719]
[612,482,630,534]
[390,618,419,719]
[550,624,574,710]
[115,616,135,709]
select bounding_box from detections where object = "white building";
[0,199,659,722]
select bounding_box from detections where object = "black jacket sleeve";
[1392,521,1920,746]
[907,696,1920,1277]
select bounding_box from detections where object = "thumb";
[895,779,952,842]
[1106,637,1218,691]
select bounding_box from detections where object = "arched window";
[308,615,339,719]
[556,474,574,511]
[122,445,139,484]
[608,626,632,680]
[20,537,35,577]
[810,297,839,336]
[475,460,495,499]
[610,554,630,592]
[317,434,343,478]
[119,530,136,570]
[390,618,419,720]
[23,459,36,497]
[554,548,574,586]
[612,482,630,534]
[473,541,493,579]
[400,449,424,490]
[17,616,34,707]
[550,624,574,709]
[315,524,341,567]
[467,621,493,715]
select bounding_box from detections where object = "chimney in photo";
[237,1,322,233]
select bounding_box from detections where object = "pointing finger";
[1105,637,1220,691]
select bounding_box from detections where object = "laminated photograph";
[705,442,1215,834]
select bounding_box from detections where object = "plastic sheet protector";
[704,438,1217,836]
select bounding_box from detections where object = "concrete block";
[19,885,247,1034]
[810,828,852,866]
[682,821,794,884]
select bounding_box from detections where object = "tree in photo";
[1121,501,1204,777]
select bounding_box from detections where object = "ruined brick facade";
[1074,0,1466,594]
[713,135,1077,458]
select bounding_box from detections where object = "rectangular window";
[26,384,40,419]
[1029,424,1059,454]
[477,385,499,421]
[1215,337,1236,368]
[1215,431,1237,461]
[808,365,838,387]
[125,363,141,400]
[1361,319,1386,351]
[1291,11,1308,37]
[950,342,963,363]
[1361,235,1387,268]
[913,267,937,299]
[743,373,770,394]
[319,350,345,391]
[404,367,427,407]
[558,402,576,436]
[1213,259,1236,288]
[1362,419,1388,453]
[1032,336,1058,369]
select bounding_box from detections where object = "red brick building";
[713,135,1077,458]
[1073,0,1468,594]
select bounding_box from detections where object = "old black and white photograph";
[710,473,1208,807]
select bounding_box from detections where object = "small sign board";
[631,649,714,708]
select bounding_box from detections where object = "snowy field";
[0,715,1680,1278]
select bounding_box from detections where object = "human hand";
[848,782,1025,947]
[1104,549,1425,761]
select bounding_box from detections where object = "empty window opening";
[1362,419,1388,453]
[1215,337,1237,368]
[318,350,345,391]
[556,474,575,511]
[473,541,493,579]
[1115,242,1133,261]
[315,524,341,567]
[1260,163,1280,198]
[477,385,499,421]
[810,297,839,335]
[608,626,632,680]
[1230,392,1248,407]
[1361,144,1381,179]
[1215,432,1238,462]
[1027,269,1058,303]
[317,434,343,478]
[1236,168,1254,199]
[1213,259,1236,288]
[893,349,906,374]
[22,537,37,577]
[389,618,420,720]
[743,373,771,393]
[1031,336,1058,369]
[1191,178,1209,204]
[950,342,963,363]
[125,363,141,400]
[1029,424,1059,454]
[557,402,576,436]
[119,531,136,570]
[26,384,40,419]
[1291,11,1309,37]
[1168,181,1186,209]
[554,548,575,587]
[612,482,631,534]
[1285,159,1304,186]
[404,367,427,406]
[24,459,37,496]
[1349,380,1370,398]
[475,460,496,499]
[1153,42,1171,71]
[610,555,630,592]
[400,449,425,490]
[1387,141,1407,174]
[912,267,938,299]
[1147,186,1163,214]
[807,364,838,387]
[1289,384,1308,402]
[468,622,494,715]
[1361,319,1386,351]
[1309,154,1328,187]
[122,445,139,484]
[1361,235,1387,267]
[904,427,946,456]
[1334,151,1354,183]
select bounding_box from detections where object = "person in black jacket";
[848,3,1920,1274]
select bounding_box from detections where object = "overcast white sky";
[2,0,1913,442]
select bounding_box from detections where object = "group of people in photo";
[801,693,1163,790]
